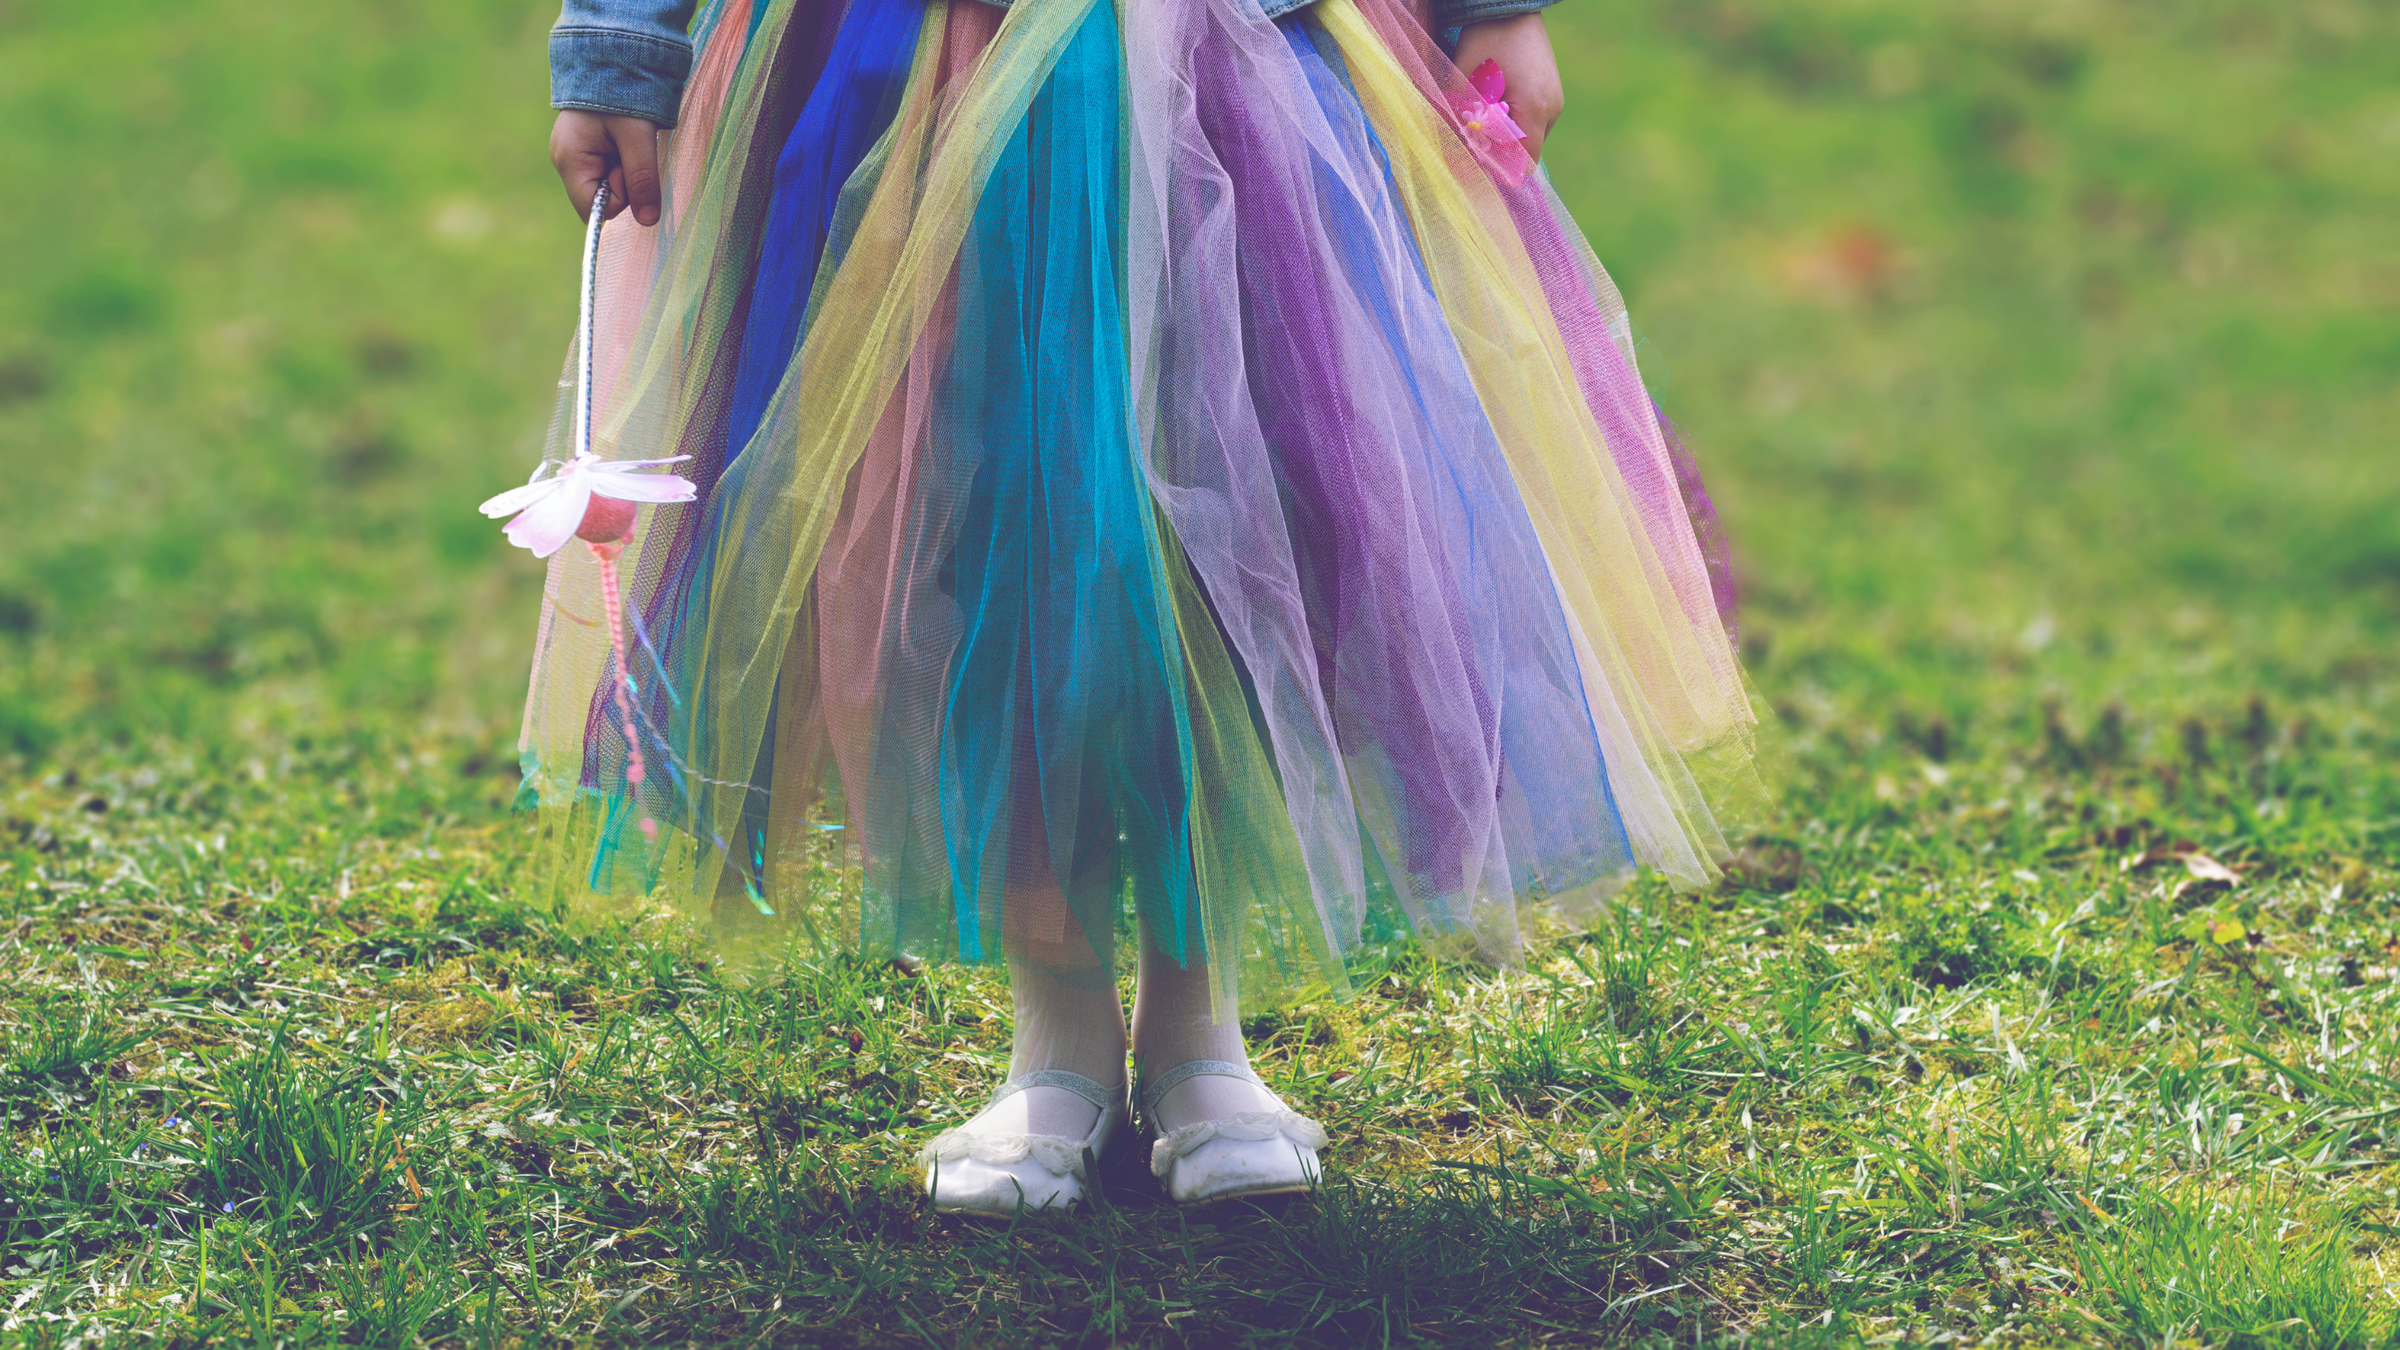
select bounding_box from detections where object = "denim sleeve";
[1433,0,1562,30]
[550,0,700,128]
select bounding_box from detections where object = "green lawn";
[4,0,2398,1344]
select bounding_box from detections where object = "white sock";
[1131,926,1279,1133]
[971,887,1126,1142]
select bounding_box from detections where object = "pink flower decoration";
[477,453,696,558]
[1448,59,1528,148]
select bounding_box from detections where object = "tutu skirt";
[516,0,1759,1008]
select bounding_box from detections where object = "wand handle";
[574,180,609,464]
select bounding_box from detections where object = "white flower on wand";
[477,452,696,557]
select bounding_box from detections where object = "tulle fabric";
[1323,0,1760,877]
[514,0,1760,1009]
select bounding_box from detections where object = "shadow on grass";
[658,1160,1695,1347]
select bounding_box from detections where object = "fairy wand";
[477,181,696,842]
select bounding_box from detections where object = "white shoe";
[1142,1059,1326,1205]
[920,1069,1126,1217]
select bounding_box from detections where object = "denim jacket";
[553,0,1560,126]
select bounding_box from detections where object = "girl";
[514,0,1757,1214]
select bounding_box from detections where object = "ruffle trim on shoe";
[1149,1109,1328,1178]
[920,1128,1090,1180]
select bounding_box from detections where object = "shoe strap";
[989,1068,1118,1115]
[1140,1059,1261,1118]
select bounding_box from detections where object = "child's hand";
[551,111,665,226]
[1452,14,1564,162]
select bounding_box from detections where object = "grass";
[2,0,2397,1343]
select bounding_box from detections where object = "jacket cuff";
[1434,0,1562,29]
[550,27,693,128]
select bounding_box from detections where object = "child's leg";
[921,836,1128,1213]
[1130,924,1279,1130]
[983,876,1127,1139]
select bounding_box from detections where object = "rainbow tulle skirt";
[517,0,1761,1006]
